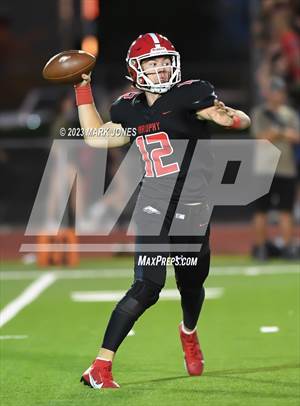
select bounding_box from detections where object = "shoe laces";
[184,334,201,359]
[101,363,113,381]
[93,362,113,382]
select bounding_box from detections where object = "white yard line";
[0,264,297,328]
[0,269,133,280]
[0,335,28,340]
[212,266,300,276]
[0,273,57,328]
[0,271,47,280]
[71,287,224,302]
[0,264,299,281]
[260,326,280,333]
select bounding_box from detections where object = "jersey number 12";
[136,132,180,177]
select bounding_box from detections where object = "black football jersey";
[110,79,217,203]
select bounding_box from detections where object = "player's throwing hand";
[79,72,92,87]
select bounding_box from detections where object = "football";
[42,50,96,84]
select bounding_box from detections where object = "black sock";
[181,286,205,330]
[101,280,162,352]
[101,308,137,352]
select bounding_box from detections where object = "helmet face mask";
[126,33,181,94]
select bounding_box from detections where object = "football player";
[75,33,251,389]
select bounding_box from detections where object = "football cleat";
[179,321,204,376]
[80,358,120,389]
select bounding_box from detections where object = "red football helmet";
[126,33,181,94]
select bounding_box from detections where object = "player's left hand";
[214,100,234,116]
[197,100,250,129]
[208,100,235,126]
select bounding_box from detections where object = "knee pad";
[129,280,162,307]
[114,280,162,319]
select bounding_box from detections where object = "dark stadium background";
[0,0,299,258]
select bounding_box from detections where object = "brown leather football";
[42,50,96,84]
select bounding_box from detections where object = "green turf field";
[0,256,299,406]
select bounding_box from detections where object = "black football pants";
[102,196,211,352]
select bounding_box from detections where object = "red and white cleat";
[80,358,120,389]
[179,321,204,376]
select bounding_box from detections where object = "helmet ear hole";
[137,76,145,85]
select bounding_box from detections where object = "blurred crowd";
[253,0,300,104]
[251,0,300,260]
